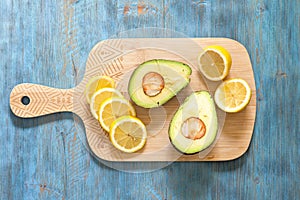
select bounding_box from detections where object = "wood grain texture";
[1,0,299,200]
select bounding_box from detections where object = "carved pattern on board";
[10,83,74,118]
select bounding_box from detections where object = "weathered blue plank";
[0,0,299,200]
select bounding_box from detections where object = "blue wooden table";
[1,0,299,199]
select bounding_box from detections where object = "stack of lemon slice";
[85,76,147,153]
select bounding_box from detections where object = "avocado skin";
[168,91,218,154]
[128,59,192,108]
[168,136,200,155]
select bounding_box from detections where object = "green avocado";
[169,91,218,154]
[128,59,192,108]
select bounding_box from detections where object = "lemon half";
[214,78,251,113]
[198,45,232,81]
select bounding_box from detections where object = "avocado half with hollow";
[169,91,218,154]
[128,59,192,108]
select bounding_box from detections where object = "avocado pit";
[181,117,206,140]
[142,72,165,97]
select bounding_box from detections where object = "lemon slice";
[90,88,123,119]
[198,45,232,81]
[214,78,251,113]
[85,76,116,104]
[99,97,136,132]
[109,116,147,153]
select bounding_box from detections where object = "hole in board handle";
[21,96,30,105]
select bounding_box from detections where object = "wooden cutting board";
[10,38,256,162]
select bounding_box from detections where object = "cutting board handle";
[10,83,74,118]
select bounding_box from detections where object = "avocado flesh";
[128,59,192,108]
[169,91,218,154]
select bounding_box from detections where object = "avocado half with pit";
[128,59,192,108]
[169,91,218,154]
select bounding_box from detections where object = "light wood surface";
[10,84,74,117]
[10,38,256,162]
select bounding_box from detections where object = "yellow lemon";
[198,45,232,81]
[109,116,147,153]
[98,97,136,132]
[85,76,115,104]
[90,88,123,119]
[214,78,251,113]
